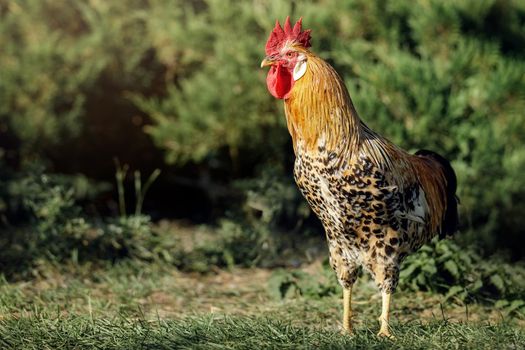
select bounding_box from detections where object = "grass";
[0,257,523,349]
[1,314,523,350]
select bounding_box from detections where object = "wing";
[358,126,456,237]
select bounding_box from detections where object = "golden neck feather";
[284,54,361,154]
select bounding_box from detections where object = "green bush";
[0,163,169,277]
[0,163,290,276]
[267,239,525,315]
[0,1,98,154]
[131,0,525,257]
[268,266,338,300]
[0,0,158,160]
[399,239,525,308]
[1,0,524,258]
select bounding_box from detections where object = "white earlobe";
[293,60,307,81]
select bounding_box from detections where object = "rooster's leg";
[342,287,353,333]
[377,291,393,338]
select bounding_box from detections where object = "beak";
[260,57,275,68]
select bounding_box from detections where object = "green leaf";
[444,260,459,278]
[494,299,509,308]
[400,262,418,277]
[421,260,438,275]
[490,275,505,292]
[470,279,483,292]
[444,285,464,301]
[506,300,525,314]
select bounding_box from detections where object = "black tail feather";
[415,149,459,238]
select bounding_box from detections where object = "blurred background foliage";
[0,0,524,301]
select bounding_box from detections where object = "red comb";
[265,16,311,56]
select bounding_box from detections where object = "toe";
[377,329,395,339]
[340,324,354,336]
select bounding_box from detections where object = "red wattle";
[266,63,293,99]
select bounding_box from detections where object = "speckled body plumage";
[295,147,427,292]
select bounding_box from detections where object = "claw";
[377,329,395,339]
[341,327,354,336]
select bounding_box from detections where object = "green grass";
[0,259,523,349]
[1,314,523,350]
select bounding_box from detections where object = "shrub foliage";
[1,0,525,263]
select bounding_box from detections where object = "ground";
[0,256,523,349]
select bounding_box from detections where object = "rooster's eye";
[286,52,294,58]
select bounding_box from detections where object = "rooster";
[261,17,459,337]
